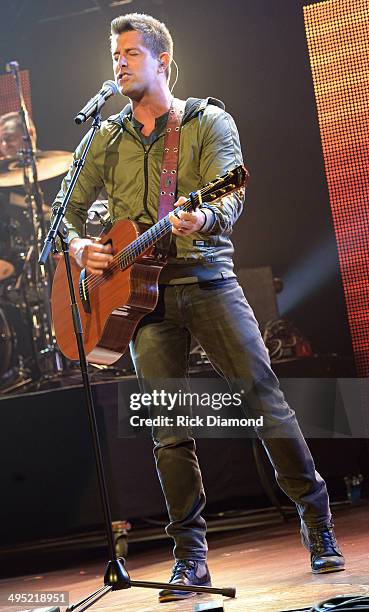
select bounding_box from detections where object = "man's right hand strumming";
[69,237,113,276]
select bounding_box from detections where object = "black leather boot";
[301,522,345,574]
[158,559,211,603]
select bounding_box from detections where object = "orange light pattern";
[0,70,32,117]
[304,0,369,376]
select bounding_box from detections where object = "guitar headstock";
[187,165,249,210]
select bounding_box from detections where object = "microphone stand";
[8,61,64,381]
[39,110,235,611]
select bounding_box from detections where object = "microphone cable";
[170,57,179,93]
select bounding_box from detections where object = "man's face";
[111,30,161,99]
[0,120,23,158]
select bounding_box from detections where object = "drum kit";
[0,149,73,392]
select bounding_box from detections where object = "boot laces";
[309,527,338,554]
[171,560,196,581]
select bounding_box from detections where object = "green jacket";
[52,96,245,280]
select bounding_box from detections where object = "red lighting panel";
[304,0,369,376]
[0,70,32,117]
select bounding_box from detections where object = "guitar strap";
[155,98,186,256]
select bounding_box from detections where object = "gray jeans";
[130,279,331,561]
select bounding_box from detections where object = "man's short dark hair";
[110,12,173,80]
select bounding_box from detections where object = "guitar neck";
[117,199,194,268]
[114,165,248,269]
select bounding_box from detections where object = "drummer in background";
[0,111,39,263]
[0,111,37,159]
[0,112,98,237]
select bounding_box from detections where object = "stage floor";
[0,503,368,612]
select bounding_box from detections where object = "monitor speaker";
[236,266,279,332]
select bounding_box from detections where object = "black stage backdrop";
[1,382,367,545]
[0,0,353,358]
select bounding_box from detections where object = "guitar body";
[51,218,164,364]
[51,166,248,364]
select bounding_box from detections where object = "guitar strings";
[83,192,202,293]
[83,208,174,290]
[82,175,236,295]
[84,215,172,293]
[83,183,231,294]
[84,225,169,292]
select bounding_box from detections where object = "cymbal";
[8,191,50,212]
[0,150,73,187]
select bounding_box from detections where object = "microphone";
[74,80,118,124]
[5,60,19,75]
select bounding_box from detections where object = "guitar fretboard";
[114,165,246,270]
[116,199,195,269]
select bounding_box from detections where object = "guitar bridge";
[79,269,91,313]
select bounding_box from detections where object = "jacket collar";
[107,96,225,129]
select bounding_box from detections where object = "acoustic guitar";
[51,165,248,364]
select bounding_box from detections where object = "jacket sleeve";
[198,108,246,235]
[51,131,104,242]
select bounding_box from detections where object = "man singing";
[52,12,345,603]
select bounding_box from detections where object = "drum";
[0,306,12,378]
[0,217,15,281]
[0,302,33,381]
[0,200,32,284]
